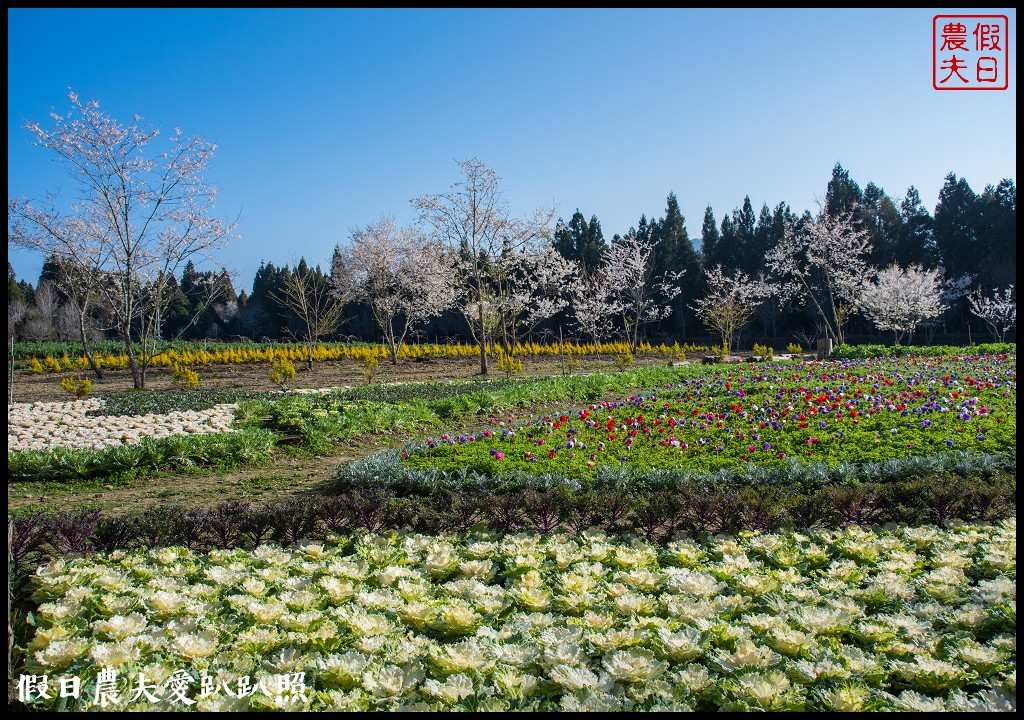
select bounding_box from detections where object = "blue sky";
[7,8,1017,293]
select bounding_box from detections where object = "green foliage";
[16,520,1017,711]
[348,448,1011,497]
[752,342,774,360]
[332,378,518,404]
[786,342,803,355]
[8,428,276,483]
[831,343,1015,359]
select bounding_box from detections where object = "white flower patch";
[8,398,237,452]
[20,519,1017,711]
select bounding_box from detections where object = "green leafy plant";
[18,520,1017,711]
[752,343,774,360]
[786,342,803,355]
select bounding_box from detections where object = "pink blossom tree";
[604,232,682,354]
[492,247,578,354]
[412,159,556,375]
[570,267,621,353]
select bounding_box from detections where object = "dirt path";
[7,444,370,516]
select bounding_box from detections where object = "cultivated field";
[8,347,1017,711]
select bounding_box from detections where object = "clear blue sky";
[8,8,1017,293]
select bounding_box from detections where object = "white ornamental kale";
[21,523,1018,712]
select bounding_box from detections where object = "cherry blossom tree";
[857,264,947,345]
[603,232,682,353]
[412,159,556,375]
[570,267,621,352]
[20,281,59,341]
[692,265,770,353]
[968,285,1016,342]
[492,247,578,353]
[8,91,236,388]
[766,210,872,346]
[331,215,456,364]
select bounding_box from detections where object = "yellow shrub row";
[28,341,710,372]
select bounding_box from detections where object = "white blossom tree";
[331,215,457,364]
[604,232,682,353]
[968,285,1016,342]
[8,91,236,388]
[412,159,556,374]
[570,267,621,353]
[492,247,578,353]
[765,210,872,346]
[692,265,770,353]
[857,264,947,345]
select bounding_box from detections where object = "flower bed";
[402,355,1016,479]
[21,521,1015,711]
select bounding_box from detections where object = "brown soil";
[8,352,662,403]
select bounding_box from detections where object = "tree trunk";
[477,302,488,375]
[386,319,399,365]
[125,324,143,390]
[78,308,103,380]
